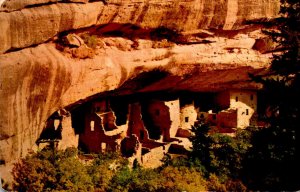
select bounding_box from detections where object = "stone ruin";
[38,89,259,167]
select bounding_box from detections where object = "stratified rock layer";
[0,0,279,53]
[0,0,279,182]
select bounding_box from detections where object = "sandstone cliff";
[0,0,279,182]
[0,0,279,53]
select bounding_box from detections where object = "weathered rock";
[0,2,103,53]
[71,45,95,58]
[0,0,91,12]
[0,0,280,184]
[253,37,278,53]
[64,0,88,3]
[64,33,85,47]
[0,0,60,12]
[0,33,272,171]
[0,0,280,53]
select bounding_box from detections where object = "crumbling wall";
[128,103,150,142]
[58,114,79,150]
[120,134,140,158]
[79,112,121,153]
[99,112,118,131]
[141,145,167,168]
[38,113,62,141]
[77,100,128,153]
[143,100,180,141]
[164,100,180,138]
[142,100,169,141]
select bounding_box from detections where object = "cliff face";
[0,0,279,181]
[0,0,279,53]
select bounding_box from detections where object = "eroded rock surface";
[0,0,279,183]
[0,0,279,53]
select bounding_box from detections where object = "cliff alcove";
[0,0,280,182]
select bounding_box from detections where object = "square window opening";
[185,117,189,122]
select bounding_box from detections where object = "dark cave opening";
[110,97,129,126]
[37,111,62,142]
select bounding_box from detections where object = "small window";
[90,120,95,131]
[185,117,189,122]
[0,159,5,165]
[250,94,254,101]
[140,130,144,140]
[155,109,160,116]
[246,109,249,115]
[235,96,238,102]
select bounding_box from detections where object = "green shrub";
[12,147,93,192]
[207,174,247,192]
[88,153,128,191]
[159,166,207,192]
[108,167,161,192]
[55,155,93,191]
[108,165,207,192]
[191,124,252,180]
[81,34,98,49]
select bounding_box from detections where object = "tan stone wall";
[58,114,79,150]
[180,103,198,130]
[164,100,180,138]
[141,145,166,168]
[210,90,257,128]
[229,90,257,128]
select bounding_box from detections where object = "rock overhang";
[0,0,280,183]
